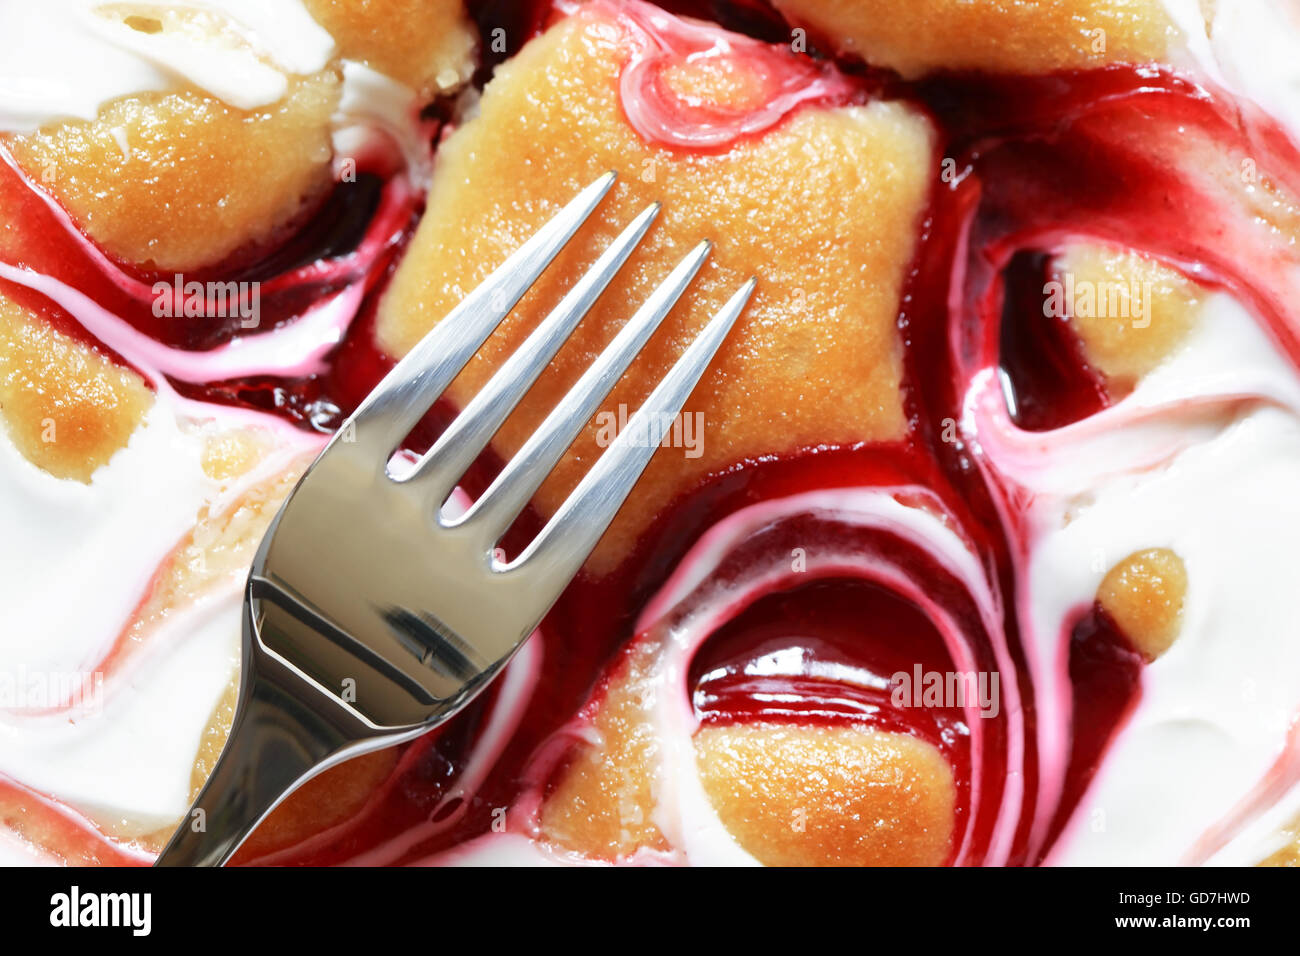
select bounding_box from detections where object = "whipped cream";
[0,588,243,837]
[0,1,432,171]
[0,401,209,679]
[0,383,305,843]
[1016,292,1300,865]
[0,2,425,860]
[1163,0,1300,149]
[957,270,1300,865]
[0,1,335,132]
[332,60,432,183]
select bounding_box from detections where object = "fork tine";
[344,171,618,459]
[512,278,756,583]
[405,202,662,508]
[451,239,713,543]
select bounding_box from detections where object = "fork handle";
[154,642,370,867]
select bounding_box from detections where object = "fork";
[154,172,756,866]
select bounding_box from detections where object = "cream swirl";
[0,0,427,860]
[0,1,336,132]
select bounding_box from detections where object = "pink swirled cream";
[559,0,857,149]
[0,0,472,863]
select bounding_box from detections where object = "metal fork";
[154,172,755,866]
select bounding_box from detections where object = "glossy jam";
[998,250,1109,431]
[688,577,976,866]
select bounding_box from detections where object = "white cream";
[1040,407,1300,864]
[0,385,316,835]
[0,828,56,866]
[0,1,336,132]
[332,60,431,182]
[961,284,1300,865]
[0,0,429,855]
[0,400,209,677]
[0,1,434,178]
[1164,0,1300,149]
[0,589,242,835]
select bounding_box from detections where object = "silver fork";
[154,172,755,866]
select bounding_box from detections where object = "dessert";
[2,0,1300,867]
